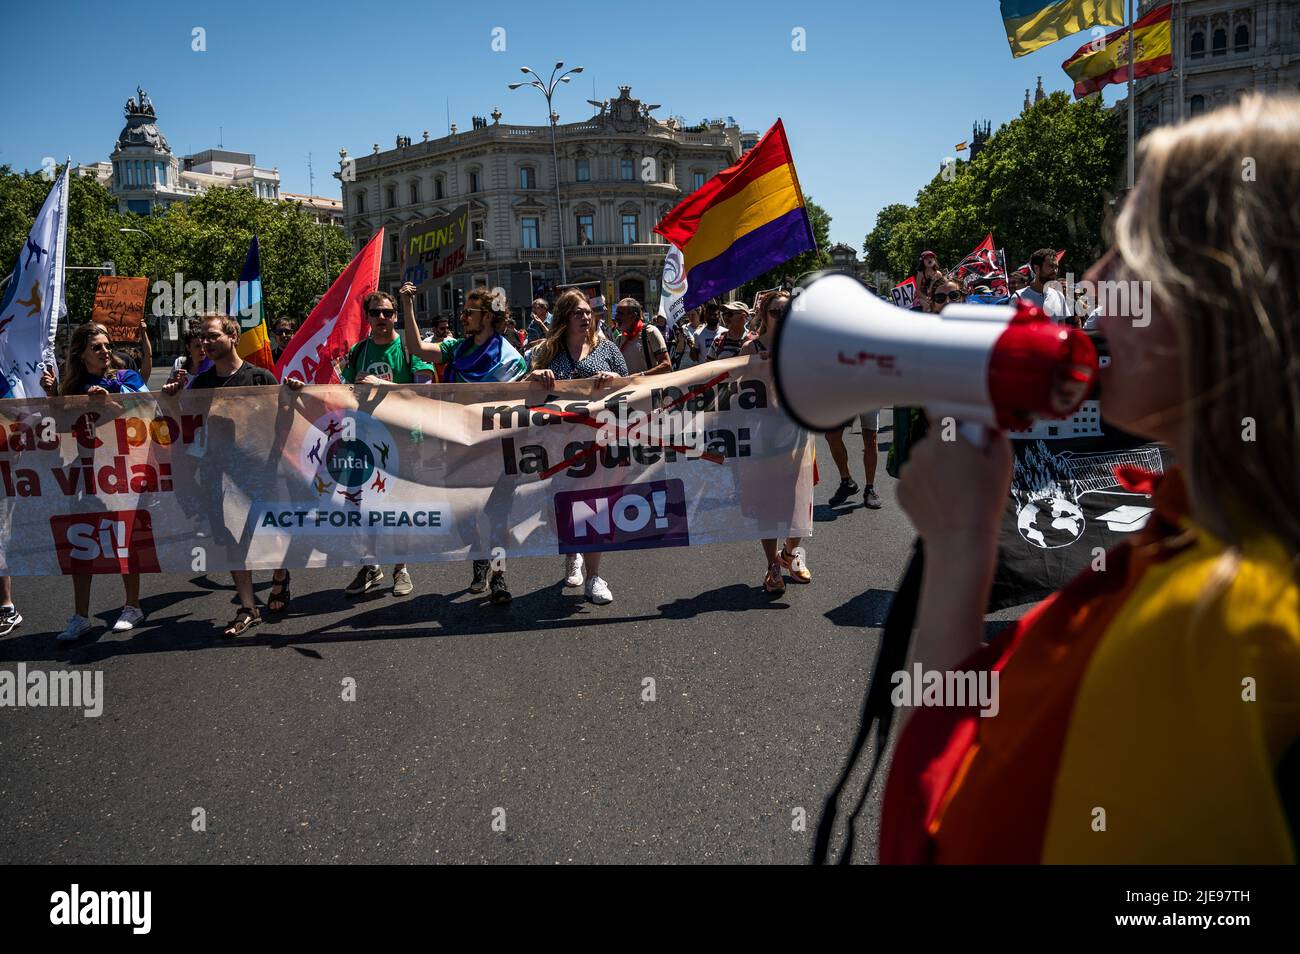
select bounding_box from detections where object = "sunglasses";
[275,328,294,337]
[89,343,113,352]
[931,291,963,303]
[368,308,395,318]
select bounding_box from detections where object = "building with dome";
[76,88,283,215]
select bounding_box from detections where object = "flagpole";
[1126,0,1136,189]
[1175,0,1184,122]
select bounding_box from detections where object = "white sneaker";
[57,614,92,642]
[564,552,585,587]
[112,605,146,632]
[585,576,613,605]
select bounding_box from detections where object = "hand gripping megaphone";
[772,273,1098,434]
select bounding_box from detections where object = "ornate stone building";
[1130,0,1300,136]
[336,86,744,323]
[76,89,286,215]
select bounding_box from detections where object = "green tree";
[861,92,1125,283]
[1,165,353,350]
[737,196,832,302]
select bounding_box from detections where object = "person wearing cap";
[914,250,943,312]
[706,301,752,360]
[614,298,671,375]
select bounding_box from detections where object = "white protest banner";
[0,358,813,575]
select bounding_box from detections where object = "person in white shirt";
[1013,248,1070,323]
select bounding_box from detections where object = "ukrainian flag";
[1001,0,1125,58]
[1063,3,1172,98]
[653,119,815,310]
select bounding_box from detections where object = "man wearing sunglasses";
[341,290,434,600]
[614,298,670,375]
[270,318,296,364]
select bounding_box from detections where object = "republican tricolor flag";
[231,235,275,372]
[654,119,815,310]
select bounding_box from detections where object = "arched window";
[1234,24,1249,52]
[468,169,481,193]
[355,191,366,213]
[1190,31,1205,59]
[1212,28,1227,55]
[409,181,420,204]
[520,166,536,189]
[385,184,396,208]
[435,175,445,200]
[1189,94,1206,117]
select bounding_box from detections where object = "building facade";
[75,89,343,217]
[337,87,745,323]
[1130,0,1300,135]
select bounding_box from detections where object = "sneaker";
[863,486,882,509]
[564,552,585,587]
[0,606,21,637]
[392,567,413,597]
[779,546,812,584]
[344,565,384,596]
[469,560,491,594]
[489,572,512,605]
[828,477,859,507]
[57,614,92,642]
[585,576,613,605]
[112,605,146,632]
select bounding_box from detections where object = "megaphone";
[772,273,1098,433]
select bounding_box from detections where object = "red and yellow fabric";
[882,468,1300,863]
[1062,3,1173,99]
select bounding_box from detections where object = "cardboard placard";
[91,276,149,341]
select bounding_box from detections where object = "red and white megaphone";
[772,273,1098,435]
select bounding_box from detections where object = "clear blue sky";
[0,0,1126,248]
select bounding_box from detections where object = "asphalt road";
[0,410,1024,864]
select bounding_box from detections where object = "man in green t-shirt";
[342,290,434,600]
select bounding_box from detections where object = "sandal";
[267,571,291,615]
[222,606,261,638]
[779,546,812,584]
[763,562,786,594]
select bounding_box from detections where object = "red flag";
[275,230,384,383]
[953,233,999,281]
[1055,249,1067,264]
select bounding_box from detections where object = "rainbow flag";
[653,119,815,310]
[231,235,274,371]
[1001,0,1124,57]
[1062,3,1172,98]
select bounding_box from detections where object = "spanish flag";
[1001,0,1124,58]
[881,468,1300,864]
[653,119,815,311]
[1062,3,1173,98]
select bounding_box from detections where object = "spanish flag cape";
[881,468,1300,863]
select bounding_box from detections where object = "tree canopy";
[862,92,1125,282]
[0,166,353,336]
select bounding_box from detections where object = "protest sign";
[989,349,1172,609]
[90,276,148,342]
[889,276,916,309]
[0,357,813,575]
[398,204,470,292]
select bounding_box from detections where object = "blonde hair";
[1113,93,1299,562]
[753,290,791,339]
[530,289,597,369]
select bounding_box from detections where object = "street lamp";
[475,238,503,293]
[509,61,583,286]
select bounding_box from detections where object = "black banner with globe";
[988,403,1174,611]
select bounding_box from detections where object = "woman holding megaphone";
[882,94,1300,863]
